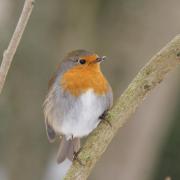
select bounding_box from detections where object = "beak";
[95,56,106,63]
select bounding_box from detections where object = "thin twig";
[64,35,180,180]
[0,0,35,94]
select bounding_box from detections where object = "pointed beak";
[95,56,106,63]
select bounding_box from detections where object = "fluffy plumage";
[43,49,113,163]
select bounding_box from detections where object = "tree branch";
[64,35,180,180]
[0,0,35,94]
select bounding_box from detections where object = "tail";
[57,136,80,164]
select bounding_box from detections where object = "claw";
[103,118,112,127]
[99,110,112,127]
[73,148,85,166]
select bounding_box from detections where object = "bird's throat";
[60,64,109,96]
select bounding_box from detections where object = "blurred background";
[0,0,180,180]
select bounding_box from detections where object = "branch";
[0,0,35,94]
[64,35,180,180]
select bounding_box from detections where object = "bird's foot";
[99,110,112,127]
[73,148,85,166]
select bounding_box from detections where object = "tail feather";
[57,136,80,164]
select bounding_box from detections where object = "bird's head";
[63,49,106,70]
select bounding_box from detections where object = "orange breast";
[61,64,109,96]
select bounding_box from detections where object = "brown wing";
[45,63,61,142]
[45,121,56,142]
[48,63,61,90]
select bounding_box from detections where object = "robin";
[43,49,113,163]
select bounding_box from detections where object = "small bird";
[43,49,113,163]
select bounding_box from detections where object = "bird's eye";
[79,59,86,64]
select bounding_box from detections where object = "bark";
[0,0,34,94]
[64,35,180,180]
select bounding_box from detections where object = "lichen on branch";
[64,35,180,180]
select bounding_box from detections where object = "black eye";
[79,59,86,64]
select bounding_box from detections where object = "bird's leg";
[99,110,112,127]
[73,148,85,166]
[71,136,84,165]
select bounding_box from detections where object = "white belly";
[55,89,105,139]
